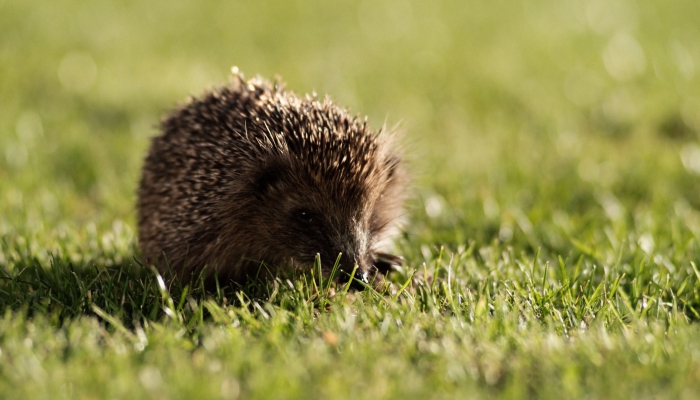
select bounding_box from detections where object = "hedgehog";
[137,69,406,289]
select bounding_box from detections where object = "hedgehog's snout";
[331,224,373,288]
[348,269,369,290]
[336,255,370,290]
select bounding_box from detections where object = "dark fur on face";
[137,71,406,287]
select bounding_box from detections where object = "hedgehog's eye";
[295,209,315,225]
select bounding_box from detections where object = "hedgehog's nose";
[349,269,369,290]
[339,267,369,290]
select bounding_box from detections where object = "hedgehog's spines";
[137,71,406,286]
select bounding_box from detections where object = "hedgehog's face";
[245,149,404,287]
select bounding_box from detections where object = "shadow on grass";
[0,257,184,324]
[0,254,383,328]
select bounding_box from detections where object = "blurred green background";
[4,1,700,398]
[1,0,700,266]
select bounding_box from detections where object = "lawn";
[2,0,700,398]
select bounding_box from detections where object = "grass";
[2,0,700,398]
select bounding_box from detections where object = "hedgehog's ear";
[253,168,281,196]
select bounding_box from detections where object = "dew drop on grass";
[638,233,655,254]
[58,51,97,94]
[602,32,646,81]
[586,0,638,34]
[424,194,443,218]
[220,378,240,399]
[15,111,43,145]
[680,144,700,174]
[498,225,513,242]
[208,360,222,373]
[138,366,163,391]
[5,141,28,168]
[482,196,499,219]
[670,41,695,80]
